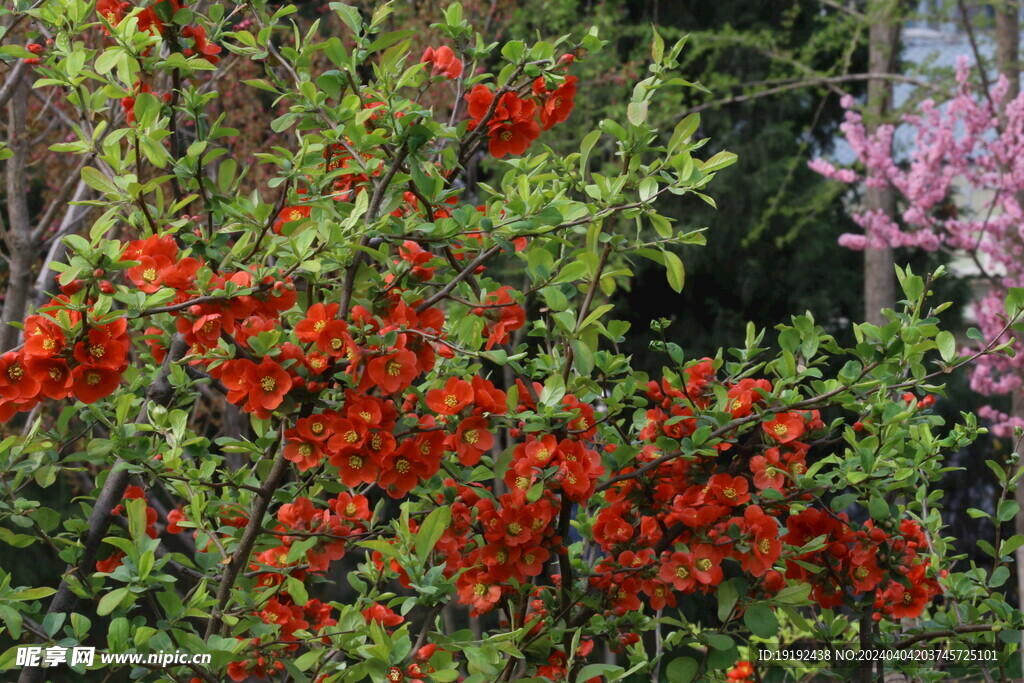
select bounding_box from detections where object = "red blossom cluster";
[225,637,285,681]
[0,297,130,417]
[466,62,578,158]
[573,359,943,624]
[96,0,220,62]
[784,511,942,620]
[346,387,603,620]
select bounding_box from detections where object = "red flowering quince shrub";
[0,2,1019,683]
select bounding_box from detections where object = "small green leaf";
[97,587,129,616]
[662,249,685,292]
[936,330,956,363]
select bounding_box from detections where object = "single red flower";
[421,45,463,79]
[366,349,419,394]
[70,365,121,404]
[487,117,541,158]
[762,411,805,443]
[23,315,65,358]
[706,473,751,506]
[283,438,322,472]
[659,551,696,592]
[454,416,494,466]
[296,303,339,344]
[316,319,353,358]
[0,352,40,402]
[425,377,473,415]
[244,357,292,413]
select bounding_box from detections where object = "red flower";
[454,416,493,466]
[362,602,403,627]
[245,357,292,414]
[316,319,353,358]
[659,551,696,592]
[421,45,463,79]
[465,86,541,158]
[181,24,221,64]
[74,319,129,370]
[886,581,930,619]
[333,451,380,488]
[750,448,786,491]
[0,352,39,403]
[706,473,750,506]
[366,349,419,394]
[515,545,549,577]
[96,551,125,573]
[762,411,805,443]
[166,508,187,534]
[727,661,754,683]
[70,365,121,404]
[296,303,339,343]
[533,75,578,130]
[330,492,370,523]
[425,377,473,415]
[23,315,65,358]
[477,286,525,349]
[456,568,502,616]
[487,116,540,158]
[378,440,438,498]
[273,203,311,235]
[691,545,723,587]
[26,357,71,400]
[283,438,322,472]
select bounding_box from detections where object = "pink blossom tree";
[813,56,1024,436]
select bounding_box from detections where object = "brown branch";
[893,624,1000,649]
[682,73,940,117]
[204,438,289,638]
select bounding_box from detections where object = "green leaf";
[670,113,700,151]
[330,3,362,34]
[662,249,685,292]
[936,330,956,363]
[664,657,698,683]
[743,604,778,638]
[415,505,452,560]
[627,100,649,126]
[998,499,1020,523]
[81,167,119,195]
[701,150,737,173]
[8,587,56,602]
[285,576,309,606]
[576,663,624,681]
[716,578,740,621]
[1000,535,1024,558]
[868,496,889,521]
[579,129,601,177]
[97,587,130,616]
[0,605,23,639]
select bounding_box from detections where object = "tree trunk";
[996,1,1020,101]
[863,1,901,326]
[993,4,1024,675]
[1,73,33,352]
